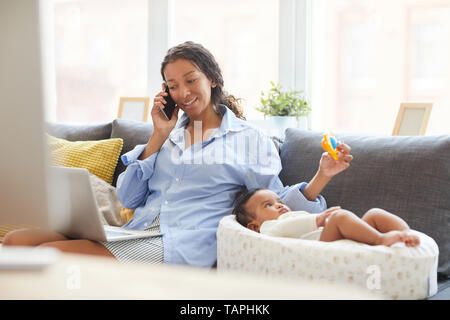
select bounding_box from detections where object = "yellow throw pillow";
[120,208,135,223]
[47,134,123,185]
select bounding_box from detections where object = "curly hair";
[232,188,265,228]
[160,41,246,120]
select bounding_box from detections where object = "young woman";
[4,42,353,267]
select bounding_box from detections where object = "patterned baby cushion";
[217,215,439,300]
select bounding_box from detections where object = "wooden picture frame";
[117,97,150,122]
[392,103,433,136]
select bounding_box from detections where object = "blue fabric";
[116,105,326,267]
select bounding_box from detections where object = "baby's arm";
[261,207,342,238]
[316,206,341,227]
[260,212,319,238]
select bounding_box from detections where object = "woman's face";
[163,58,216,119]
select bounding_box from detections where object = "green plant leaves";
[256,81,311,119]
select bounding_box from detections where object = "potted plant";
[256,81,311,137]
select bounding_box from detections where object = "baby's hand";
[316,206,341,227]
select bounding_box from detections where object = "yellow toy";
[321,132,339,160]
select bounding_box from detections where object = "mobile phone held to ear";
[161,85,177,120]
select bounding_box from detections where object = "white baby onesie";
[259,211,323,240]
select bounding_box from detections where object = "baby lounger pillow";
[217,215,439,300]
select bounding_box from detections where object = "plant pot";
[264,116,307,138]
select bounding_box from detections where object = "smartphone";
[161,85,177,120]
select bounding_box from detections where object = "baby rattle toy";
[321,132,339,160]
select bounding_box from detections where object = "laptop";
[48,166,161,242]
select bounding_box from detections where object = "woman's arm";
[301,169,332,201]
[139,132,168,160]
[118,83,182,207]
[116,145,155,209]
[140,82,181,161]
[243,132,327,213]
[302,141,353,201]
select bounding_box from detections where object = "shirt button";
[144,222,148,227]
[164,200,169,205]
[175,178,180,182]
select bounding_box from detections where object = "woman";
[4,41,353,267]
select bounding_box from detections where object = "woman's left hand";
[319,141,353,178]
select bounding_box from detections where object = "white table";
[0,250,382,300]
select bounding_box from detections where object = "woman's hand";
[300,142,353,202]
[319,141,353,178]
[139,83,181,160]
[150,82,181,139]
[316,206,341,228]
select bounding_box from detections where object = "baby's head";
[232,188,291,232]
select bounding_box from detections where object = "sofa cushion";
[110,119,154,186]
[46,122,112,141]
[279,129,450,276]
[47,134,123,185]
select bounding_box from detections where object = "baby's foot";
[378,231,420,247]
[378,231,406,247]
[404,232,420,247]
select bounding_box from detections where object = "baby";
[232,188,420,247]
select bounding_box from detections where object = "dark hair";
[160,41,246,120]
[232,188,265,227]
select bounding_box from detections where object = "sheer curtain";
[310,0,450,134]
[53,0,148,123]
[170,0,280,120]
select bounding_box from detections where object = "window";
[53,0,148,123]
[171,0,279,120]
[310,0,450,134]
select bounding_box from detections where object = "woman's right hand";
[150,82,180,139]
[139,83,180,160]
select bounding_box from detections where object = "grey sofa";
[47,119,450,300]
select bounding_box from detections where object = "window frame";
[44,0,311,122]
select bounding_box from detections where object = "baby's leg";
[361,208,409,233]
[320,210,409,246]
[362,208,419,247]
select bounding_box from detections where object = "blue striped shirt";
[116,104,326,267]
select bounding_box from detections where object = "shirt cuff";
[282,182,327,213]
[121,144,147,166]
[298,182,308,192]
[121,144,158,180]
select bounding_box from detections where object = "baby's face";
[245,189,291,232]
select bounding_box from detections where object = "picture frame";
[117,97,150,122]
[392,102,433,136]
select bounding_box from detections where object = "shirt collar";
[170,104,247,142]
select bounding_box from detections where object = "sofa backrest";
[109,119,154,185]
[46,122,112,142]
[279,128,450,277]
[47,119,154,186]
